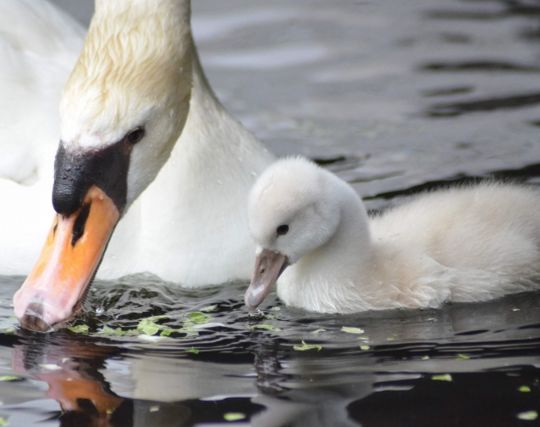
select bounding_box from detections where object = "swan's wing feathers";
[0,0,83,184]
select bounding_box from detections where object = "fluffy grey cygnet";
[245,157,540,314]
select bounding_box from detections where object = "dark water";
[3,0,540,425]
[1,278,540,426]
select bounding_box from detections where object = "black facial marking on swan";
[71,203,91,247]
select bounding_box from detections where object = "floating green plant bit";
[224,412,246,422]
[359,344,370,351]
[186,311,211,324]
[517,410,538,421]
[341,326,365,335]
[421,356,430,360]
[311,328,326,334]
[159,328,176,337]
[519,385,532,393]
[293,341,322,352]
[386,336,396,342]
[456,353,470,360]
[137,318,162,336]
[0,416,7,426]
[0,376,20,382]
[249,324,281,332]
[186,347,199,355]
[200,305,217,313]
[431,374,452,382]
[67,324,89,334]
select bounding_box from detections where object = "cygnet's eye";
[276,224,289,236]
[125,127,146,145]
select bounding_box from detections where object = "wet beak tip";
[19,302,54,333]
[20,314,53,333]
[244,292,258,311]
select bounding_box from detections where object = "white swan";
[8,0,274,330]
[245,157,540,313]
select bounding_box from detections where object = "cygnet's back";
[371,183,540,276]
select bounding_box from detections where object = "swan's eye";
[125,127,146,145]
[276,224,289,236]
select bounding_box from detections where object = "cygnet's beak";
[245,249,289,311]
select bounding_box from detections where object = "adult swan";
[12,0,274,330]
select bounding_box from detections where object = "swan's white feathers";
[0,1,85,274]
[0,0,83,59]
[61,0,192,149]
[0,0,82,185]
[0,0,275,284]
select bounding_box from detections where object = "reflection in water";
[1,282,540,426]
[9,335,264,426]
[11,337,126,427]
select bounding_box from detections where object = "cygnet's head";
[245,157,341,310]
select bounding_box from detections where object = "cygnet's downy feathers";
[245,158,540,314]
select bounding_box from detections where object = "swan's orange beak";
[13,186,119,332]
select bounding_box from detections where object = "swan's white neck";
[100,42,274,284]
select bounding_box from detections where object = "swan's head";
[245,158,341,310]
[58,0,192,211]
[14,0,193,331]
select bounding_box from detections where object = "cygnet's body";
[245,158,540,313]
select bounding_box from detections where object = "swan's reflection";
[10,335,272,426]
[12,336,127,426]
[11,336,196,427]
[10,332,376,427]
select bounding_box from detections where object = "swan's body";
[7,0,273,330]
[0,0,84,274]
[1,1,272,283]
[246,158,540,313]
